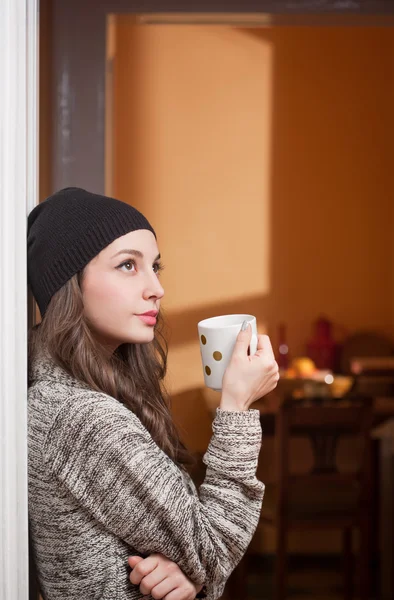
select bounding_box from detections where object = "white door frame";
[0,1,39,598]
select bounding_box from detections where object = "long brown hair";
[29,273,194,468]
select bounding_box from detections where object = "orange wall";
[111,22,274,396]
[388,37,394,336]
[253,26,394,360]
[113,25,273,313]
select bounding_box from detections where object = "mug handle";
[250,334,258,356]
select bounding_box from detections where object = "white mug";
[197,314,258,391]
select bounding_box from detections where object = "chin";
[124,328,155,345]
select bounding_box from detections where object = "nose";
[142,271,165,301]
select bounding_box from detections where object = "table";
[202,388,394,424]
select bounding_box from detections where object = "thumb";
[255,334,275,359]
[232,321,252,358]
[128,556,144,568]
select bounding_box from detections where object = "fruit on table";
[290,357,316,378]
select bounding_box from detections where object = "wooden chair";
[259,396,374,600]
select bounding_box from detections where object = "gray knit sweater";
[28,354,265,600]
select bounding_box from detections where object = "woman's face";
[81,229,164,350]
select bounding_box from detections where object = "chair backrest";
[275,396,374,517]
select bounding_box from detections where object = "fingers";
[163,588,196,600]
[232,322,252,358]
[128,556,144,568]
[128,554,196,600]
[138,563,190,599]
[129,555,159,585]
[147,576,178,599]
[255,334,275,359]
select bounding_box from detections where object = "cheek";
[83,272,135,317]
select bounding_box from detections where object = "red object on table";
[306,316,337,371]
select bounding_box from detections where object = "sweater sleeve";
[43,393,264,600]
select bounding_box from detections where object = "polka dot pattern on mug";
[213,351,222,361]
[205,366,211,376]
[201,335,207,345]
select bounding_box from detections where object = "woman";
[27,187,279,600]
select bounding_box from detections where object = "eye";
[117,259,136,272]
[153,262,165,275]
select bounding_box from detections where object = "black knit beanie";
[27,187,156,316]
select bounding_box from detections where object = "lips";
[136,310,158,326]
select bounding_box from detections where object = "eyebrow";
[111,249,161,261]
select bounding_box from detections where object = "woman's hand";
[221,324,279,412]
[128,554,203,600]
